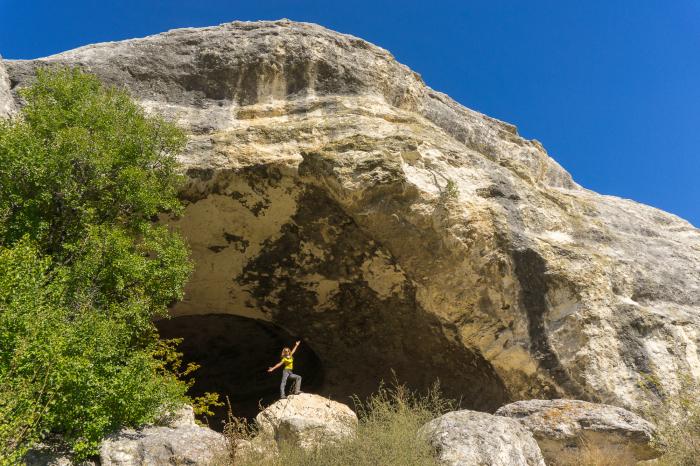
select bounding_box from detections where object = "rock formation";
[23,447,95,466]
[0,56,16,118]
[255,393,357,450]
[496,399,659,462]
[4,20,700,413]
[99,406,226,466]
[419,410,546,466]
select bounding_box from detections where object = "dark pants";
[281,369,301,398]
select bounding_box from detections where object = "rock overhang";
[163,163,511,412]
[2,20,700,412]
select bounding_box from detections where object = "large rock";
[255,393,357,449]
[157,404,198,429]
[419,410,546,466]
[23,444,96,466]
[99,405,226,466]
[495,399,660,461]
[5,20,700,410]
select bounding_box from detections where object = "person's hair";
[281,347,291,357]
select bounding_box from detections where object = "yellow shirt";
[281,356,293,370]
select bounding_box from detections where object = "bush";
[437,178,460,206]
[0,68,192,462]
[235,381,455,466]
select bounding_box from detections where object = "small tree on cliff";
[0,68,193,462]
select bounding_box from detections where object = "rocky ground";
[25,394,660,465]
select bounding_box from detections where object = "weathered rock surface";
[158,404,198,429]
[23,445,96,466]
[99,405,226,466]
[255,393,357,449]
[0,57,16,118]
[419,410,546,466]
[5,20,700,411]
[495,399,660,461]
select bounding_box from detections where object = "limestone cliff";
[5,20,700,411]
[0,56,16,118]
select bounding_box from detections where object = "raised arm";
[290,340,301,355]
[267,360,283,373]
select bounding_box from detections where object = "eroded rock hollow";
[4,20,700,412]
[159,168,509,416]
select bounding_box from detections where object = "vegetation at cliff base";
[0,68,193,462]
[642,376,700,466]
[229,381,453,466]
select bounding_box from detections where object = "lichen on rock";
[256,393,357,450]
[419,409,546,466]
[495,399,660,462]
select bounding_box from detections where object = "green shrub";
[438,179,459,204]
[0,68,193,462]
[0,68,185,255]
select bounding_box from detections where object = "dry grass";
[217,397,258,465]
[217,376,700,466]
[226,380,454,466]
[640,375,700,466]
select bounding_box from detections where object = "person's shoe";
[294,391,303,395]
[280,395,287,399]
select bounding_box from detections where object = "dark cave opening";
[156,314,324,430]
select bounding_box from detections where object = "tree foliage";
[0,68,193,462]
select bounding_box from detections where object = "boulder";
[419,410,546,466]
[495,399,660,461]
[99,405,226,466]
[23,450,72,466]
[157,404,197,429]
[23,444,96,466]
[255,393,357,449]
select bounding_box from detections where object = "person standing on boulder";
[268,340,302,399]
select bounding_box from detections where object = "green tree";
[0,68,193,462]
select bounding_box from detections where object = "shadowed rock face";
[4,20,700,410]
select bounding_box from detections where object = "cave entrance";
[156,314,323,429]
[166,171,512,420]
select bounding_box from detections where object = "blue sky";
[2,1,699,225]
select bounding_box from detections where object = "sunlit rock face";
[0,57,16,118]
[5,20,700,411]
